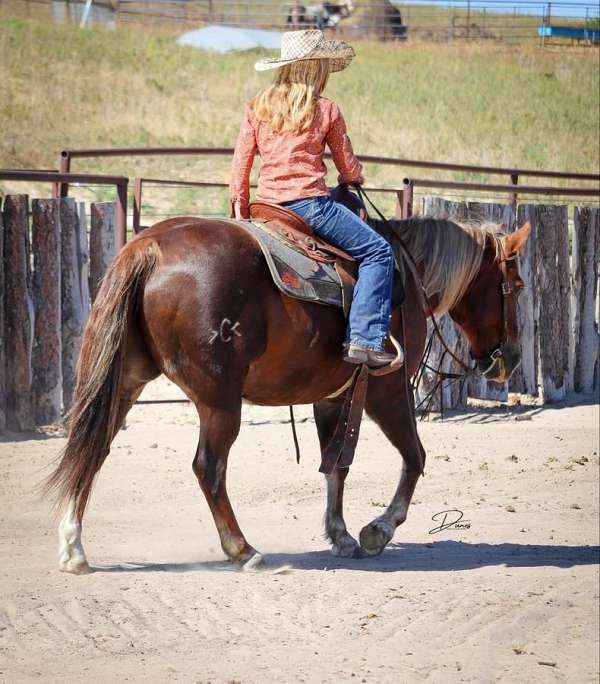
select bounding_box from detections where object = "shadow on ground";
[93,540,600,574]
[417,391,599,425]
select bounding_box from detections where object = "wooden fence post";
[61,198,90,410]
[509,204,538,396]
[31,199,62,424]
[3,195,34,431]
[534,204,571,402]
[90,202,117,302]
[571,207,599,393]
[0,199,5,433]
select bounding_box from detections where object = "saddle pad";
[236,220,344,309]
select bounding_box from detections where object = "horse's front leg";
[359,373,426,556]
[314,400,361,558]
[193,402,260,567]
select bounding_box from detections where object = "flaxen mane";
[384,217,499,314]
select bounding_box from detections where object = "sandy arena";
[0,378,598,683]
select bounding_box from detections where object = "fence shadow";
[93,540,599,575]
[423,391,599,425]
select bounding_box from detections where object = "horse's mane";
[374,216,499,314]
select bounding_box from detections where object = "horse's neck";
[373,217,458,316]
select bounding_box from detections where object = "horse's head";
[449,222,531,383]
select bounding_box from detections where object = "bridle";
[468,234,524,380]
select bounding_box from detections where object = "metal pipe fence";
[53,145,599,229]
[0,169,128,247]
[397,177,600,218]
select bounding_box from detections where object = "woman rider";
[229,30,400,368]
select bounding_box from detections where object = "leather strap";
[337,364,370,467]
[319,364,369,474]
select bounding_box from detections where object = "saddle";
[249,201,355,264]
[247,201,358,317]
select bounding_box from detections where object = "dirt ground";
[0,378,598,683]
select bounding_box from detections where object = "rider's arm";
[229,105,258,219]
[325,101,365,186]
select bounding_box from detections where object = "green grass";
[1,14,598,217]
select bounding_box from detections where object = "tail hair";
[45,238,160,518]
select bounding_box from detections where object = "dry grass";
[1,14,598,217]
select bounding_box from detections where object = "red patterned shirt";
[229,97,364,217]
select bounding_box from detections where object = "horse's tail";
[45,237,161,518]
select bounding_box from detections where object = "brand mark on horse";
[209,318,242,345]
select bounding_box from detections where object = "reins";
[354,185,475,386]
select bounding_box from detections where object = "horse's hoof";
[59,557,92,575]
[242,552,265,572]
[331,534,363,559]
[359,520,394,557]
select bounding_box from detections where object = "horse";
[46,213,530,573]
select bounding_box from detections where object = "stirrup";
[368,335,404,377]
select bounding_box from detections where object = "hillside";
[1,15,598,215]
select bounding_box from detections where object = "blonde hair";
[394,218,499,314]
[251,59,330,134]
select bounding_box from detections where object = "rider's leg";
[284,196,396,362]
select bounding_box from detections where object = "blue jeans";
[282,195,394,352]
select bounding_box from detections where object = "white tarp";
[177,25,283,54]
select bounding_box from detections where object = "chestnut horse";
[47,215,530,573]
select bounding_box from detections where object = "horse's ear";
[505,222,531,255]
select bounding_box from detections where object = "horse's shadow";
[94,540,599,574]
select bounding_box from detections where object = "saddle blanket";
[236,219,345,309]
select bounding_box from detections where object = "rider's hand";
[233,200,248,220]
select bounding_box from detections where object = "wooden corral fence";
[0,195,117,433]
[0,193,598,433]
[415,198,599,410]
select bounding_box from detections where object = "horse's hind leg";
[358,374,425,557]
[58,344,159,574]
[192,402,259,566]
[314,399,361,558]
[58,383,146,574]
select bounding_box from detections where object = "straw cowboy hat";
[254,30,355,73]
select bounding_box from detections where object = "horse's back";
[139,216,263,264]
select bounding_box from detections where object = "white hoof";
[58,502,91,575]
[242,553,265,572]
[59,555,92,575]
